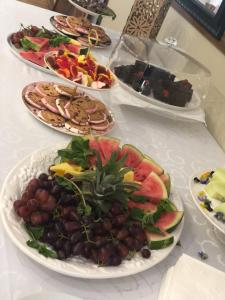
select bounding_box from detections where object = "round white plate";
[19,292,80,300]
[50,16,111,49]
[22,81,115,136]
[114,74,201,112]
[44,51,117,92]
[7,34,53,75]
[0,144,184,279]
[189,171,225,235]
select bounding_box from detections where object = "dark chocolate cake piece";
[114,59,193,107]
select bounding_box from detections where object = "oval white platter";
[22,82,115,136]
[49,16,111,49]
[189,171,225,235]
[7,34,53,75]
[44,51,117,92]
[0,144,184,279]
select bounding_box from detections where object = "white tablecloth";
[0,1,225,299]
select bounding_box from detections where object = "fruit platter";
[8,24,87,74]
[0,136,184,278]
[50,15,111,48]
[45,50,115,90]
[22,81,115,135]
[190,169,225,236]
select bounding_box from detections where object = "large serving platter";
[0,144,184,279]
[50,16,111,49]
[45,51,116,92]
[189,171,225,235]
[22,81,115,136]
[7,34,53,75]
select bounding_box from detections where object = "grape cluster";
[73,0,108,13]
[10,26,40,48]
[14,173,151,266]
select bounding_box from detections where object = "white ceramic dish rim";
[21,81,115,136]
[49,16,111,49]
[189,171,225,235]
[0,143,184,279]
[44,51,117,92]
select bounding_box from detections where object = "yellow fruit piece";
[78,55,86,63]
[50,162,82,176]
[69,39,80,46]
[123,171,134,182]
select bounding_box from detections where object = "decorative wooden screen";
[123,0,172,39]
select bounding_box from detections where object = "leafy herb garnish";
[49,35,71,47]
[130,194,148,203]
[58,136,93,169]
[24,224,57,258]
[24,224,44,240]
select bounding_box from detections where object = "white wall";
[102,0,134,32]
[157,7,225,97]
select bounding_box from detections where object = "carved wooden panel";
[123,0,172,39]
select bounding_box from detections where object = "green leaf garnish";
[24,224,44,240]
[25,224,57,259]
[130,194,148,203]
[58,136,93,169]
[27,240,57,258]
[49,35,71,47]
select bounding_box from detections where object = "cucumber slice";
[214,203,225,214]
[147,232,174,250]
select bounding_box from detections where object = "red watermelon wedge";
[135,172,168,204]
[24,36,49,51]
[134,158,164,182]
[154,211,183,233]
[98,136,120,161]
[119,144,143,169]
[19,51,46,67]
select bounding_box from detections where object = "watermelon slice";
[154,211,183,233]
[128,200,157,213]
[135,172,168,204]
[160,173,171,195]
[119,144,143,169]
[98,136,120,161]
[19,51,46,67]
[89,136,120,165]
[146,232,174,250]
[134,158,164,182]
[24,36,49,51]
[65,43,81,54]
[89,136,104,165]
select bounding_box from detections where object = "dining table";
[1,1,225,299]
